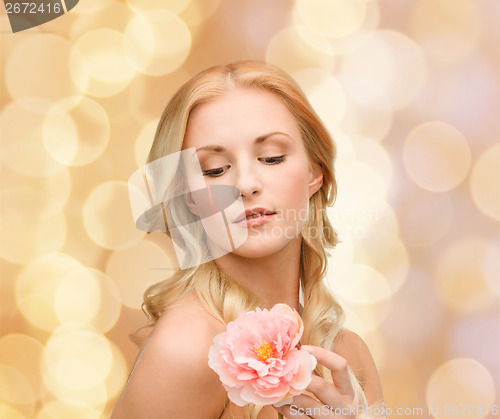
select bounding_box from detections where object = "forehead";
[183,87,301,148]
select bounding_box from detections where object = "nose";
[234,160,262,198]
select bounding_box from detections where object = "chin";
[230,234,299,259]
[208,221,304,260]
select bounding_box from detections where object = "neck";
[214,236,302,311]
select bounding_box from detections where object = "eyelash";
[202,155,286,177]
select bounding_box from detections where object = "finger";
[285,394,335,418]
[274,400,310,419]
[301,345,354,396]
[306,374,346,408]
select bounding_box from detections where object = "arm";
[111,296,227,419]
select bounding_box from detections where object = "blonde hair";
[140,61,380,418]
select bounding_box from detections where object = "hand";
[273,345,357,418]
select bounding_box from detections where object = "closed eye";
[259,155,286,164]
[203,165,230,177]
[202,156,285,177]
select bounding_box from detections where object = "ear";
[183,192,200,216]
[308,165,323,198]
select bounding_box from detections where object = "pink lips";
[234,207,276,227]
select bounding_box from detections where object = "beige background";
[1,0,499,418]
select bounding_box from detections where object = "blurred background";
[1,0,499,418]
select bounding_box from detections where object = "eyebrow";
[195,131,292,153]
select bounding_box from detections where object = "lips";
[234,207,276,224]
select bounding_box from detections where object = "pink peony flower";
[208,303,317,406]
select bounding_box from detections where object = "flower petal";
[208,304,314,406]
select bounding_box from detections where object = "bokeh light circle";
[0,334,45,402]
[381,270,445,354]
[104,342,129,401]
[266,25,335,75]
[0,365,35,405]
[448,315,500,386]
[42,102,78,165]
[404,121,471,192]
[1,184,67,221]
[326,127,356,162]
[341,30,427,109]
[0,211,67,265]
[329,192,396,241]
[397,186,454,247]
[426,358,496,419]
[180,0,221,27]
[1,13,36,60]
[127,69,193,121]
[123,10,191,76]
[0,99,67,177]
[40,371,108,413]
[325,0,381,56]
[337,74,393,142]
[1,141,65,179]
[84,269,122,333]
[354,229,409,295]
[339,298,392,335]
[470,143,500,221]
[358,198,399,235]
[434,238,497,314]
[411,0,482,65]
[296,0,367,39]
[83,181,145,250]
[1,98,51,140]
[327,235,354,276]
[292,68,329,95]
[307,76,347,128]
[69,0,110,15]
[43,326,113,391]
[328,264,392,304]
[5,34,86,103]
[372,344,419,409]
[69,2,133,40]
[36,399,105,419]
[42,97,111,166]
[483,235,500,297]
[53,267,121,333]
[71,28,136,97]
[106,240,173,308]
[54,267,101,326]
[292,70,347,127]
[336,158,388,197]
[15,253,83,331]
[126,0,191,15]
[0,402,26,419]
[355,139,393,189]
[134,119,158,167]
[330,159,390,239]
[0,166,71,257]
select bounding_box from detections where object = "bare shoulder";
[153,290,226,343]
[111,291,227,419]
[333,328,385,407]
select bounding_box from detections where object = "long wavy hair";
[139,61,376,418]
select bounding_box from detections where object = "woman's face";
[182,87,323,258]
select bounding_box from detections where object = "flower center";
[254,342,273,361]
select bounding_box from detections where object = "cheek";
[272,162,310,208]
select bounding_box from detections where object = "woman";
[113,61,385,418]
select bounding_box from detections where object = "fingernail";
[301,345,313,353]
